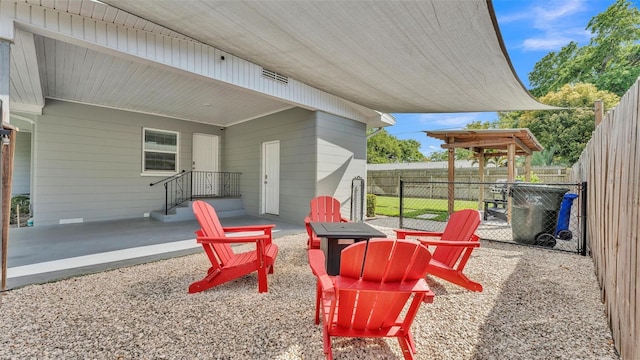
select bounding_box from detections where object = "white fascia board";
[0,0,15,41]
[13,29,45,109]
[364,111,396,129]
[1,0,378,123]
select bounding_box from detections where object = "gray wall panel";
[225,108,316,225]
[32,100,222,226]
[224,108,367,225]
[13,131,31,195]
[29,100,367,226]
[315,112,367,219]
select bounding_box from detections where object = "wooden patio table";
[309,221,386,276]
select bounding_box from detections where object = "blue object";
[556,193,578,235]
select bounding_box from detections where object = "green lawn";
[374,196,478,221]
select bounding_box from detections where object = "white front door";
[193,134,219,196]
[262,140,280,215]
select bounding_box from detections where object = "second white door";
[263,140,280,215]
[193,134,219,196]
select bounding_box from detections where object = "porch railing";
[150,171,241,215]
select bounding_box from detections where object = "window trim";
[141,127,179,176]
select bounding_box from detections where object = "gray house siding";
[224,108,366,225]
[316,112,367,219]
[224,107,317,225]
[13,131,31,196]
[31,100,222,226]
[24,100,366,226]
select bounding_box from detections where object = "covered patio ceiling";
[9,0,556,129]
[101,0,555,113]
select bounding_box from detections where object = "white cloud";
[522,37,572,51]
[500,0,586,28]
[498,0,594,52]
[531,0,585,25]
[415,112,490,129]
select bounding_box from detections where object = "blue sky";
[389,0,635,156]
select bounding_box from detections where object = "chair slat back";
[309,196,343,222]
[192,200,234,264]
[433,209,481,267]
[337,239,431,330]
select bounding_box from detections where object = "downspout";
[367,128,385,139]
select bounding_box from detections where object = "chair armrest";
[418,239,480,248]
[340,217,350,223]
[222,224,275,233]
[308,249,327,276]
[304,217,313,235]
[196,234,271,244]
[394,229,444,239]
[308,249,335,293]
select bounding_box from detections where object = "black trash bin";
[510,184,569,247]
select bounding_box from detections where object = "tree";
[398,139,427,162]
[366,129,426,163]
[532,146,560,166]
[497,83,619,164]
[427,150,448,162]
[529,0,640,97]
[367,130,401,163]
[427,148,477,162]
[465,120,493,129]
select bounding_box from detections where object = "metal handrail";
[149,171,242,215]
[149,170,186,187]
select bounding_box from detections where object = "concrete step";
[150,198,245,223]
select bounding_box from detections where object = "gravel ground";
[0,225,618,359]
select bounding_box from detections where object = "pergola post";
[507,142,516,223]
[525,154,532,182]
[447,136,455,215]
[478,149,485,210]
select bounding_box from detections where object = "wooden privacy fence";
[572,79,639,360]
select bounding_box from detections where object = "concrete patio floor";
[4,215,304,290]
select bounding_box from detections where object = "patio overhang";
[5,0,555,130]
[100,0,555,113]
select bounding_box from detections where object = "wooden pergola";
[425,129,544,216]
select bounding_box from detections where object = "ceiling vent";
[262,68,289,85]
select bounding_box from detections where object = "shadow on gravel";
[469,242,618,359]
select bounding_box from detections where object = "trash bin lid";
[512,183,570,193]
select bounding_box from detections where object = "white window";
[142,128,179,175]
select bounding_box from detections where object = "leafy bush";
[516,171,541,183]
[11,194,30,224]
[366,194,376,217]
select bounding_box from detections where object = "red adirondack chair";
[189,200,278,294]
[308,239,434,360]
[394,209,483,292]
[304,196,349,249]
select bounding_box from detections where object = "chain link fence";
[395,180,586,254]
